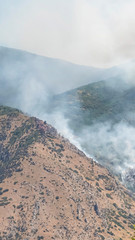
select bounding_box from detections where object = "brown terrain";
[0,106,135,240]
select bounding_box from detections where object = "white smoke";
[67,120,135,191]
[1,0,135,67]
[78,122,135,170]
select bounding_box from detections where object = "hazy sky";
[0,0,135,67]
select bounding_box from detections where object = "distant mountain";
[0,105,135,240]
[0,46,124,113]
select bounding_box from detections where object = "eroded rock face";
[124,168,135,192]
[0,106,135,240]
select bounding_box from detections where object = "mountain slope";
[51,78,134,129]
[0,106,135,240]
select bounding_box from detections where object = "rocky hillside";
[0,106,135,240]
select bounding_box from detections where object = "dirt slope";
[0,106,135,240]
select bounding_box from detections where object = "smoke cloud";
[1,0,135,67]
[77,121,135,173]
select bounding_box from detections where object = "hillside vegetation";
[52,79,134,130]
